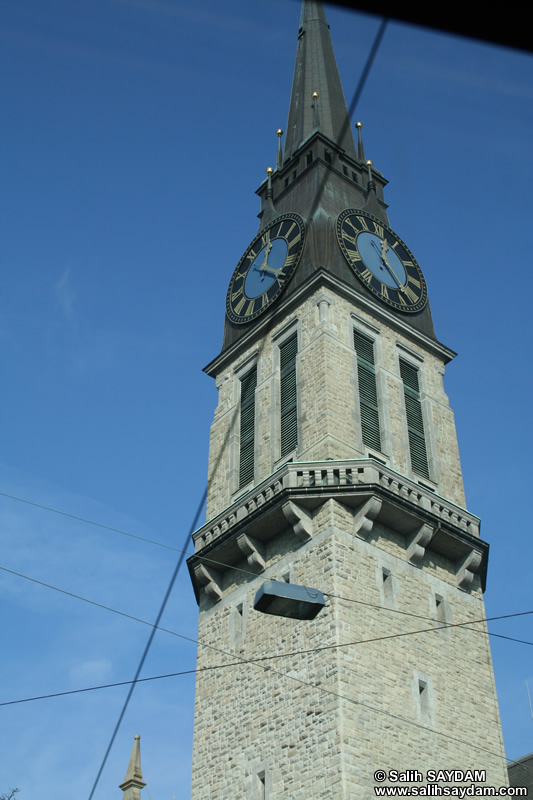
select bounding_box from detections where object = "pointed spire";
[355,121,365,161]
[284,1,357,161]
[119,735,146,800]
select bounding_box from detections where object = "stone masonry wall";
[190,498,507,799]
[205,287,465,521]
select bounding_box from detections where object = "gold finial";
[312,91,319,100]
[276,129,283,137]
[365,160,373,167]
[356,121,363,129]
[266,167,274,175]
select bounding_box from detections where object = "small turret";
[119,735,146,800]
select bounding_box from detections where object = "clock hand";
[380,239,406,293]
[253,242,273,281]
[370,238,401,289]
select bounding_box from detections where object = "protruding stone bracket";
[236,533,266,572]
[354,496,382,539]
[282,500,313,541]
[407,523,434,566]
[194,563,223,603]
[456,548,483,591]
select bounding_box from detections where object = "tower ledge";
[187,458,486,605]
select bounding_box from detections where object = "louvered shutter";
[399,359,430,479]
[280,333,298,457]
[239,366,257,488]
[353,329,382,451]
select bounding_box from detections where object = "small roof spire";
[284,0,357,161]
[119,735,146,800]
[276,129,284,170]
[355,121,365,162]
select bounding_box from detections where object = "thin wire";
[0,634,516,764]
[307,16,389,222]
[86,487,206,800]
[3,561,532,690]
[2,563,525,762]
[3,490,531,648]
[324,593,533,646]
[0,489,261,582]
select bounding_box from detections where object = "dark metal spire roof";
[284,0,357,161]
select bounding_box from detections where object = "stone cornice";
[187,459,486,604]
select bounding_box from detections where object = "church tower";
[188,3,508,797]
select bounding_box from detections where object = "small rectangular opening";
[306,151,313,166]
[258,771,266,800]
[324,149,332,164]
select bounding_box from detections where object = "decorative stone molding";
[354,496,382,539]
[407,523,434,565]
[282,500,313,541]
[188,458,487,603]
[456,548,483,591]
[236,533,266,572]
[194,563,223,603]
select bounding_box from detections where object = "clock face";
[226,213,305,324]
[336,209,427,313]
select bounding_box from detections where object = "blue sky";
[1,1,533,797]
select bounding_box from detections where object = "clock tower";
[188,3,508,797]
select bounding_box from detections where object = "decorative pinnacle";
[312,92,319,129]
[356,122,365,162]
[276,129,283,170]
[266,167,274,200]
[365,159,375,193]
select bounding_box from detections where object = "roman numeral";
[261,293,269,307]
[248,248,258,262]
[276,223,284,238]
[342,231,357,247]
[373,222,384,238]
[397,293,407,306]
[234,296,247,314]
[357,216,369,231]
[407,275,420,288]
[404,285,418,304]
[261,232,270,248]
[286,222,296,238]
[284,254,297,268]
[403,260,414,268]
[245,300,255,316]
[288,231,301,248]
[360,268,372,282]
[231,286,244,302]
[381,285,389,300]
[345,216,358,234]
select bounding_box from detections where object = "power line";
[2,488,531,647]
[2,560,532,692]
[86,487,204,800]
[0,628,515,765]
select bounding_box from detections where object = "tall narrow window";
[239,366,257,488]
[400,359,430,479]
[353,329,381,451]
[280,333,298,457]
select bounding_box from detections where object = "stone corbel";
[407,523,434,566]
[236,533,266,572]
[456,548,482,591]
[194,563,223,603]
[354,496,382,539]
[282,500,313,541]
